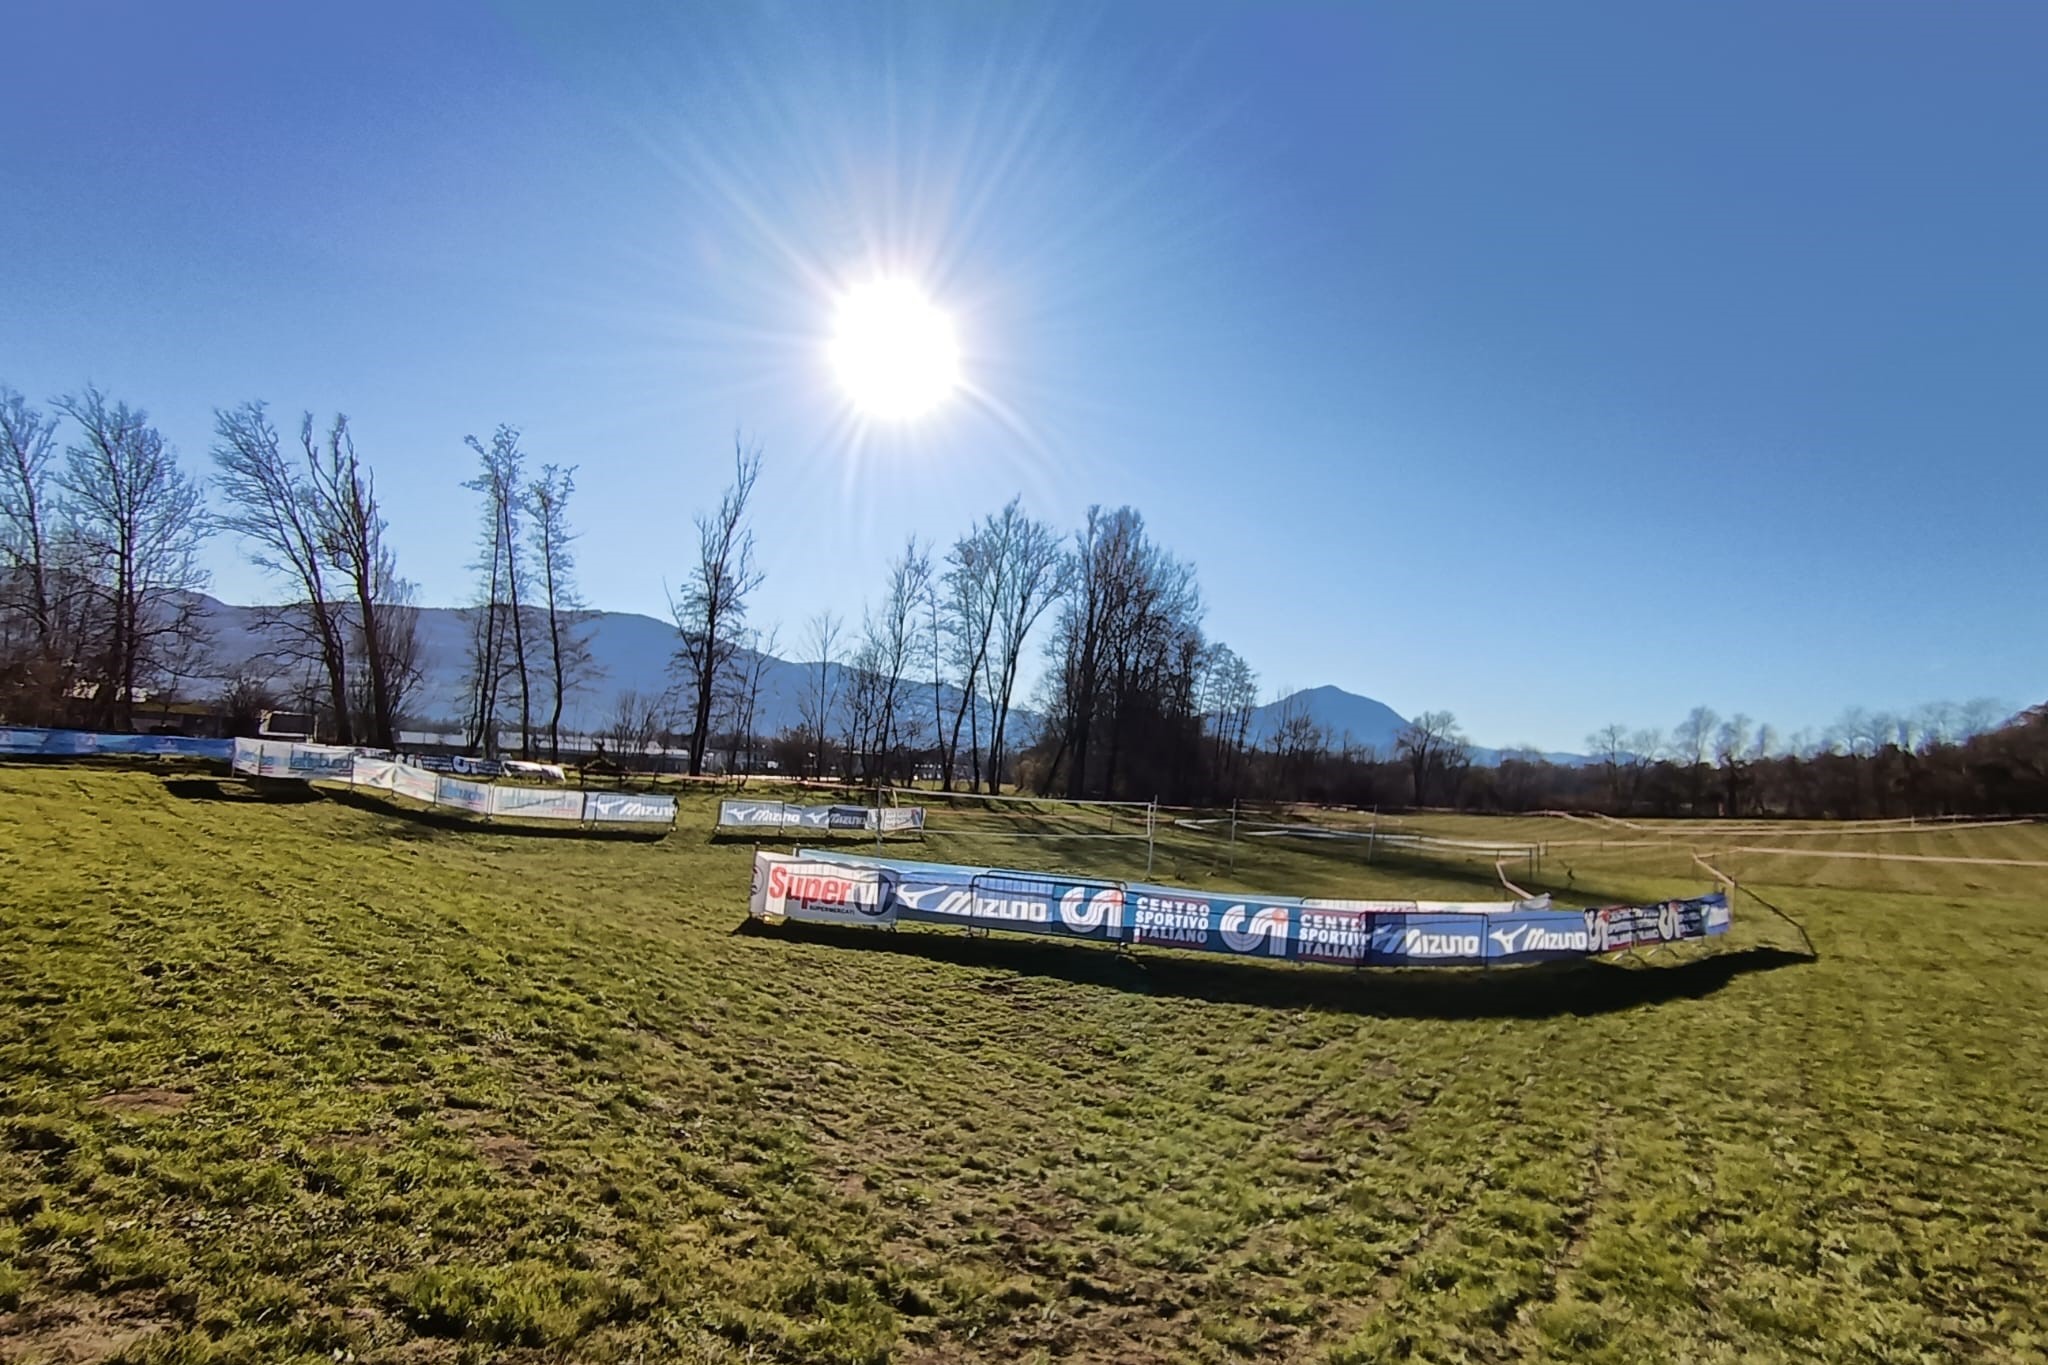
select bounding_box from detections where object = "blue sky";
[2,1,2042,750]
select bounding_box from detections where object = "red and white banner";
[748,851,893,927]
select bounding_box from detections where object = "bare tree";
[1750,723,1778,762]
[840,637,885,782]
[462,427,533,756]
[1959,697,2009,738]
[1395,710,1465,806]
[1273,691,1328,794]
[1714,712,1753,815]
[672,438,764,776]
[211,402,354,741]
[306,416,412,749]
[861,537,933,783]
[525,463,597,761]
[1201,643,1259,799]
[938,517,1003,789]
[1672,704,1719,812]
[725,624,779,778]
[984,501,1067,794]
[55,387,208,730]
[0,388,76,720]
[364,575,424,740]
[1587,723,1630,808]
[216,670,278,739]
[797,609,842,779]
[604,687,663,770]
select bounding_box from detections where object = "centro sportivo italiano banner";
[746,849,1731,967]
[718,799,927,833]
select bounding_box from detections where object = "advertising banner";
[1584,896,1730,953]
[1124,886,1300,959]
[782,851,1731,971]
[436,775,493,815]
[0,727,92,755]
[0,727,232,761]
[489,785,587,822]
[718,800,926,833]
[287,744,359,780]
[96,733,234,760]
[585,791,678,825]
[350,758,400,791]
[256,743,296,778]
[719,799,790,828]
[390,763,441,804]
[749,852,894,926]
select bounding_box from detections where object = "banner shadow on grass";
[740,918,1813,1021]
[162,775,324,803]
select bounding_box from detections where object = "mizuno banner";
[585,791,678,825]
[718,799,926,833]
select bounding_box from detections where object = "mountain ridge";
[184,594,1574,762]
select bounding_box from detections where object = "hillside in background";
[188,595,1575,761]
[1242,683,1586,766]
[188,595,1013,741]
[1243,684,1411,752]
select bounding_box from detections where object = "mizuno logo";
[894,884,972,915]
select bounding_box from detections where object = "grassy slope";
[0,767,2043,1364]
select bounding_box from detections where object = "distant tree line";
[772,498,2042,819]
[4,377,2041,817]
[1204,702,2045,820]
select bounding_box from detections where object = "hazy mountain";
[1244,683,1588,767]
[187,595,1022,741]
[188,596,1577,761]
[1244,684,1410,753]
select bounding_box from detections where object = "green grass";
[2,765,2044,1362]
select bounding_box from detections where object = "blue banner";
[0,727,232,761]
[790,850,1731,969]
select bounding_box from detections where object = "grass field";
[2,766,2045,1363]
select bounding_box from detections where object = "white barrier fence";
[231,739,676,828]
[718,799,926,834]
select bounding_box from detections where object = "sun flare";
[830,279,960,420]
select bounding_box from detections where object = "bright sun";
[830,279,960,420]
